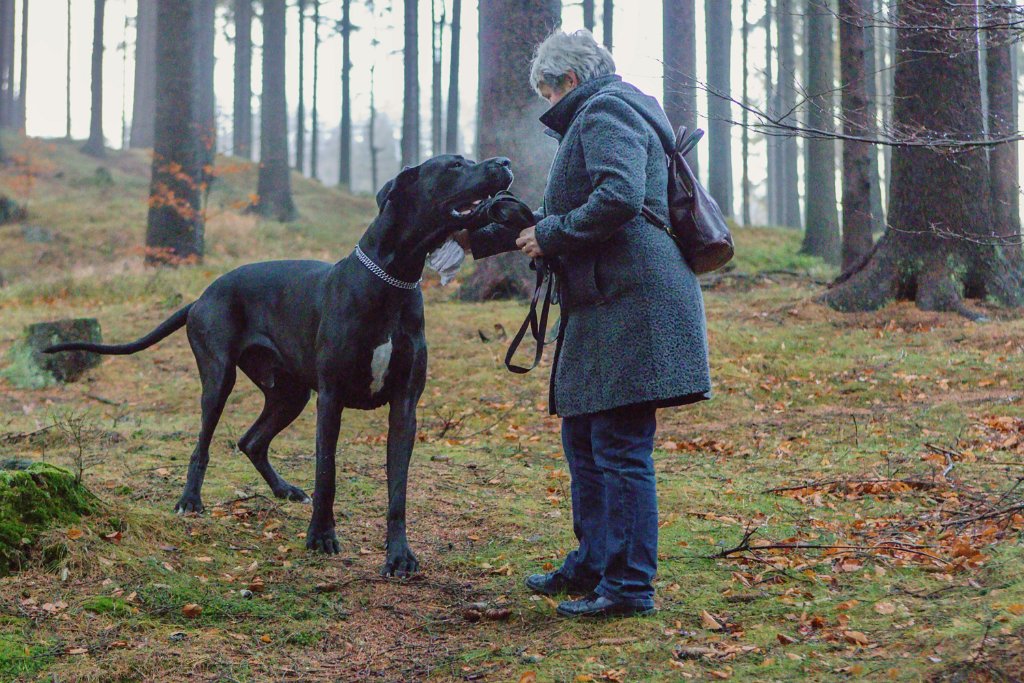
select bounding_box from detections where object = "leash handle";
[505,260,554,374]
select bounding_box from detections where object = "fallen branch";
[764,477,945,494]
[941,501,1024,527]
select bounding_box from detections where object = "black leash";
[504,259,557,374]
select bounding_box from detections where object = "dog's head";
[374,154,515,255]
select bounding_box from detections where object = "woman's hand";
[516,226,544,258]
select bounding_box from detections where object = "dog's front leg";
[306,388,343,554]
[381,396,420,576]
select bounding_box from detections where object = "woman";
[458,29,711,618]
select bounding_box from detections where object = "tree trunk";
[232,0,252,158]
[369,64,378,191]
[311,0,320,180]
[764,0,776,223]
[777,0,800,227]
[663,0,699,176]
[837,0,873,271]
[195,0,216,180]
[985,0,1020,238]
[800,0,839,262]
[0,0,13,129]
[295,0,305,173]
[130,0,156,148]
[741,0,750,226]
[253,0,296,221]
[863,0,884,233]
[705,0,733,217]
[445,0,461,154]
[146,0,203,264]
[461,0,560,301]
[14,0,24,129]
[82,0,106,157]
[602,0,613,51]
[401,0,419,167]
[824,0,1022,317]
[65,0,71,139]
[339,0,351,188]
[583,0,595,30]
[431,0,443,156]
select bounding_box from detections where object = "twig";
[86,393,123,406]
[942,501,1024,527]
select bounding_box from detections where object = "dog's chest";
[369,337,393,395]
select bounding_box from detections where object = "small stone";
[430,455,451,463]
[20,225,56,244]
[239,589,254,599]
[24,319,103,383]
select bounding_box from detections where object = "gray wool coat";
[469,74,711,417]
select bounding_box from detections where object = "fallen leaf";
[874,601,896,615]
[700,609,726,631]
[777,633,797,645]
[260,634,272,643]
[518,673,537,683]
[66,528,84,540]
[182,603,202,618]
[843,630,871,646]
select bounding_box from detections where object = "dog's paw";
[273,483,312,504]
[381,547,420,578]
[305,527,341,554]
[174,495,205,515]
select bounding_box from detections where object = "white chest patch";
[370,338,393,395]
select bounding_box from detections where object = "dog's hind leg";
[176,322,238,514]
[237,385,312,503]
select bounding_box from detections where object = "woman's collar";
[539,74,622,136]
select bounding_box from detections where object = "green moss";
[81,596,134,617]
[0,342,56,389]
[0,463,96,575]
[0,631,49,679]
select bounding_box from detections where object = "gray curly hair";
[529,29,616,97]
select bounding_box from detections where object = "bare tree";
[401,0,419,166]
[16,0,26,129]
[252,0,296,221]
[82,0,107,157]
[195,0,216,180]
[705,0,733,217]
[801,0,839,262]
[741,0,750,225]
[146,0,203,263]
[130,0,157,148]
[311,0,321,180]
[66,0,71,139]
[445,0,461,153]
[602,0,613,51]
[663,0,699,175]
[837,0,874,270]
[583,0,595,30]
[339,0,352,188]
[0,0,13,129]
[985,0,1020,238]
[295,0,307,173]
[232,0,253,158]
[431,0,444,156]
[776,0,800,227]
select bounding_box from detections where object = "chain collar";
[354,244,422,290]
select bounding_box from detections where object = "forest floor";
[1,137,1023,682]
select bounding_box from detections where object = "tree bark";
[824,0,1022,317]
[461,0,560,301]
[0,0,13,129]
[764,0,777,223]
[369,64,378,191]
[445,0,461,154]
[146,0,203,264]
[130,0,156,148]
[741,0,750,226]
[253,0,296,221]
[863,0,884,233]
[431,0,443,156]
[985,0,1020,238]
[295,0,306,173]
[310,0,320,180]
[837,0,873,271]
[583,0,595,30]
[82,0,106,157]
[339,0,351,188]
[16,0,25,130]
[401,0,419,167]
[195,0,216,180]
[705,0,733,217]
[602,0,613,51]
[800,0,839,262]
[777,0,800,227]
[232,0,252,158]
[663,0,699,176]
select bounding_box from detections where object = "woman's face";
[539,71,579,106]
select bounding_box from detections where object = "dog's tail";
[44,303,194,356]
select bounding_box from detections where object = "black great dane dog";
[46,155,516,576]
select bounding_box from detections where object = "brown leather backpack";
[641,126,734,274]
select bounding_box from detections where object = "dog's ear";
[376,165,420,212]
[375,179,396,212]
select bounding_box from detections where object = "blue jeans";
[556,403,658,608]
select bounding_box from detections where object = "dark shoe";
[555,592,656,618]
[525,572,595,596]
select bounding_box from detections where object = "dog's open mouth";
[451,198,487,217]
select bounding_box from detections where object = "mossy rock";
[0,318,102,388]
[0,462,96,575]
